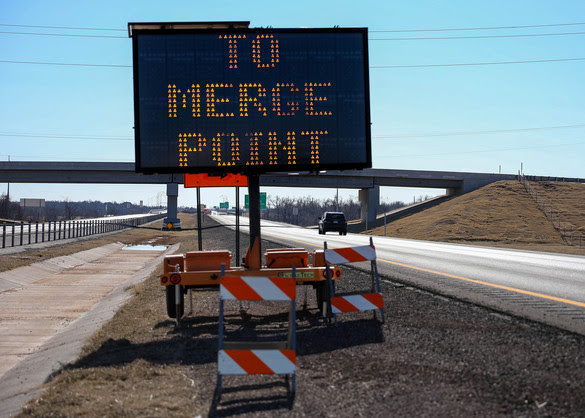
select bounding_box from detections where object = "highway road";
[210,214,585,335]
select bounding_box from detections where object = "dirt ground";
[6,181,585,416]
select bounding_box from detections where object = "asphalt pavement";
[211,214,585,335]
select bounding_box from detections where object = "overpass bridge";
[1,161,582,225]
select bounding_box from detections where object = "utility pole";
[6,155,9,201]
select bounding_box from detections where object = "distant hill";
[369,181,585,254]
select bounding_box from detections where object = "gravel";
[18,217,585,417]
[194,220,585,416]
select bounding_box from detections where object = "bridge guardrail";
[1,213,166,249]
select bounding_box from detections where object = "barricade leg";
[217,297,224,400]
[323,238,385,325]
[372,256,385,324]
[217,269,297,403]
[323,242,338,326]
[175,285,182,325]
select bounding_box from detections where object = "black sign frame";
[130,24,371,174]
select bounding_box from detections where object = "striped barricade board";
[217,274,297,400]
[330,292,383,314]
[218,349,296,375]
[324,244,376,265]
[220,276,296,301]
[323,239,385,325]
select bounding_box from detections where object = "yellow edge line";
[261,230,585,309]
[378,258,585,309]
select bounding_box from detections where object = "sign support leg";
[248,174,262,269]
[197,187,203,251]
[235,186,240,266]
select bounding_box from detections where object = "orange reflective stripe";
[222,276,262,300]
[333,247,366,262]
[331,296,359,312]
[362,292,384,309]
[224,350,273,374]
[281,349,296,365]
[269,277,296,300]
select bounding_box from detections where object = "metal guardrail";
[1,213,166,249]
[518,173,584,248]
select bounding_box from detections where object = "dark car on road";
[318,211,347,235]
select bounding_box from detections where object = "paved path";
[0,243,175,417]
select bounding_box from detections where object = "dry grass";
[369,181,585,256]
[529,182,585,235]
[12,182,585,416]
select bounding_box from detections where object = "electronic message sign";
[130,24,371,174]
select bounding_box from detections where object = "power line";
[0,31,125,39]
[370,31,585,41]
[4,124,583,143]
[0,23,125,31]
[0,154,133,162]
[381,141,585,159]
[0,60,130,68]
[374,124,585,139]
[0,132,131,141]
[371,57,585,68]
[5,142,583,162]
[2,21,584,34]
[2,29,585,41]
[370,22,585,33]
[2,57,584,69]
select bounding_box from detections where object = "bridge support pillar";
[359,185,379,226]
[163,182,181,230]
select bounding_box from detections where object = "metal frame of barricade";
[324,237,385,326]
[217,266,297,401]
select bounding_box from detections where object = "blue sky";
[1,0,584,208]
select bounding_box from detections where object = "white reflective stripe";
[353,245,376,261]
[332,294,379,313]
[242,276,291,301]
[219,285,237,300]
[253,350,295,374]
[218,350,247,374]
[324,245,376,265]
[324,249,349,264]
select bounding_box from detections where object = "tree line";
[262,195,405,226]
[0,193,159,222]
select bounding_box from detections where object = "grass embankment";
[530,181,585,236]
[369,181,585,255]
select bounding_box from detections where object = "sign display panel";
[131,26,371,174]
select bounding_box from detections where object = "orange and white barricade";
[324,237,385,325]
[217,271,297,400]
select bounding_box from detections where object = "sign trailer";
[130,21,373,399]
[129,22,369,335]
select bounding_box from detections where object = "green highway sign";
[245,192,266,209]
[219,202,229,209]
